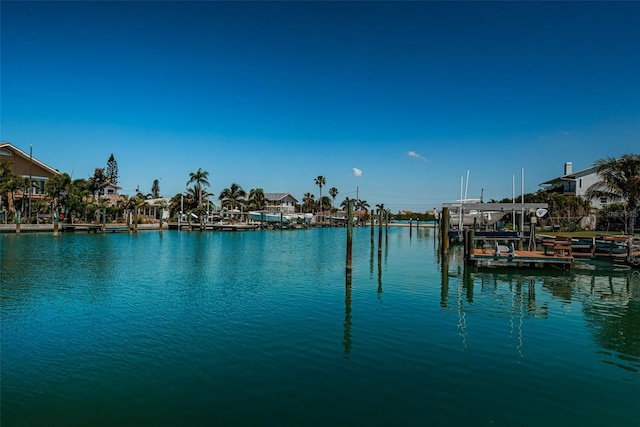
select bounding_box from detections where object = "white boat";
[446,199,507,228]
[248,211,313,224]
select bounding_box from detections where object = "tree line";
[1,154,637,232]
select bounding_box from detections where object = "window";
[579,178,582,188]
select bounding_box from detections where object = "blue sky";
[2,1,638,212]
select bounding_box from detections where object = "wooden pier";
[62,224,131,233]
[468,248,573,269]
[461,229,640,270]
[168,222,259,231]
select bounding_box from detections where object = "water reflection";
[377,251,383,297]
[440,253,449,308]
[342,282,352,359]
[441,246,640,371]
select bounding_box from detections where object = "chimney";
[564,162,572,175]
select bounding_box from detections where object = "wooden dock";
[468,248,573,269]
[62,224,131,233]
[168,222,259,231]
[463,230,640,270]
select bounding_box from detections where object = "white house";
[539,161,620,209]
[102,183,121,195]
[264,193,298,213]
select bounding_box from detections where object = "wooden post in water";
[53,207,59,237]
[280,212,283,229]
[409,218,413,238]
[346,200,353,281]
[378,209,383,255]
[442,207,450,253]
[102,208,106,233]
[159,207,163,233]
[467,228,475,264]
[385,209,389,242]
[463,228,469,261]
[370,212,374,244]
[16,210,21,233]
[343,279,352,356]
[440,250,449,308]
[134,207,139,232]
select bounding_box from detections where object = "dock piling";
[53,208,59,237]
[346,200,353,280]
[441,207,449,254]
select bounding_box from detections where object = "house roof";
[264,192,298,203]
[0,142,60,176]
[539,164,599,186]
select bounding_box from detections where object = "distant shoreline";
[0,222,437,233]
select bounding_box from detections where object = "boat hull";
[248,211,313,224]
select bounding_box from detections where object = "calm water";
[1,228,639,426]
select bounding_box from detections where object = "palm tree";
[340,197,352,210]
[248,188,266,210]
[320,196,332,212]
[219,183,247,210]
[357,199,370,225]
[183,187,205,212]
[314,175,326,217]
[187,168,210,206]
[585,154,640,234]
[329,187,338,213]
[303,192,316,212]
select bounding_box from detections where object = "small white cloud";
[352,167,362,177]
[408,150,428,161]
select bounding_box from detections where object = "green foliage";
[106,153,118,185]
[560,219,581,232]
[45,172,72,204]
[151,179,160,198]
[218,183,247,209]
[596,203,627,232]
[187,168,211,206]
[303,192,316,212]
[314,176,326,212]
[87,168,108,197]
[248,188,266,210]
[586,154,639,233]
[393,212,436,222]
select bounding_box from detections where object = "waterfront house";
[0,142,60,213]
[264,193,298,213]
[103,182,121,196]
[539,161,620,209]
[139,198,171,222]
